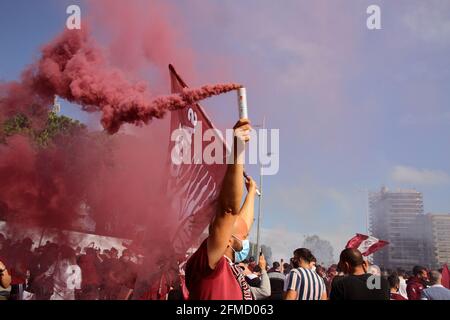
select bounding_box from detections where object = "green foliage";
[1,111,87,147]
[2,113,31,136]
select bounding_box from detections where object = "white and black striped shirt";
[285,267,326,300]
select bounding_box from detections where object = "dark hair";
[293,248,314,263]
[388,274,400,289]
[412,266,426,277]
[339,248,364,268]
[272,261,280,269]
[253,266,262,273]
[396,268,405,277]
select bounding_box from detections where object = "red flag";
[345,233,368,249]
[346,233,389,257]
[167,64,228,257]
[442,264,450,289]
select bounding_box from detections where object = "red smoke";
[0,22,238,227]
[87,0,198,85]
[30,28,240,134]
[1,1,239,298]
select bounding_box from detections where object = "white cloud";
[251,182,367,263]
[252,226,355,265]
[252,227,304,263]
[391,165,450,186]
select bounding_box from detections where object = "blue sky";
[1,0,450,261]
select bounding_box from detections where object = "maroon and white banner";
[345,233,389,256]
[167,64,228,257]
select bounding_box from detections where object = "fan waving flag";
[134,65,230,300]
[346,233,389,256]
[167,64,228,257]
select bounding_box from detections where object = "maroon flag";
[133,65,229,300]
[346,233,389,257]
[442,264,450,289]
[167,64,228,257]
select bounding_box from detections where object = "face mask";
[231,236,250,263]
[311,266,317,272]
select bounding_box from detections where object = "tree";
[1,111,86,147]
[302,235,335,267]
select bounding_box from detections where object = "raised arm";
[207,119,252,269]
[250,253,271,300]
[0,261,11,289]
[239,176,257,231]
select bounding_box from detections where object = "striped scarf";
[229,262,253,300]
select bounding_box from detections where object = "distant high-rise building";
[369,187,429,270]
[426,213,450,269]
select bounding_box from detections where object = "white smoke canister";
[237,87,248,119]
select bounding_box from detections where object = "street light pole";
[255,117,265,257]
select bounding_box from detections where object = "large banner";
[167,64,228,257]
[133,66,229,300]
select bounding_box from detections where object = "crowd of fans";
[0,233,140,300]
[1,232,450,300]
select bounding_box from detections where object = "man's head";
[110,247,118,259]
[121,249,131,262]
[412,266,428,280]
[291,248,314,269]
[428,270,442,286]
[226,217,250,263]
[388,273,400,292]
[338,248,368,275]
[253,265,262,276]
[22,237,33,251]
[272,261,280,271]
[283,262,291,274]
[316,265,326,277]
[327,264,338,277]
[85,247,96,256]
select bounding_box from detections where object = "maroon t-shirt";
[185,239,244,300]
[390,292,407,300]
